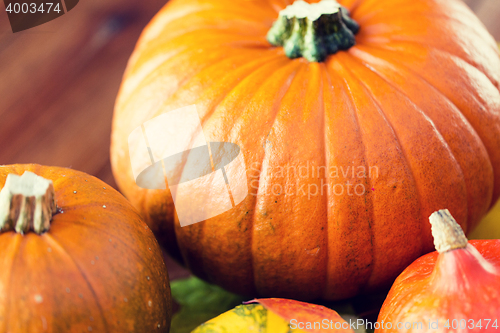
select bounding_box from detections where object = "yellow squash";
[470,200,500,239]
[191,298,353,333]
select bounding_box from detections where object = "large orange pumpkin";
[0,165,171,332]
[111,0,500,300]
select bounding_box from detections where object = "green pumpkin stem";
[267,0,359,62]
[429,209,468,253]
[0,172,57,235]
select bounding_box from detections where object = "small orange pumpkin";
[111,0,500,300]
[0,164,171,332]
[376,209,500,333]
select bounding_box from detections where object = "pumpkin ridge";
[134,33,269,76]
[339,57,425,284]
[121,40,193,101]
[352,47,495,230]
[44,234,111,333]
[344,48,491,229]
[358,43,499,207]
[171,54,292,193]
[52,217,165,289]
[3,235,22,333]
[247,63,302,296]
[326,60,375,293]
[125,13,271,84]
[354,6,481,28]
[422,14,498,57]
[135,4,214,47]
[139,51,283,130]
[161,6,274,30]
[136,2,272,51]
[118,51,286,171]
[370,41,500,111]
[369,40,500,91]
[223,61,303,144]
[352,0,500,88]
[197,54,290,125]
[119,43,274,115]
[319,63,331,297]
[218,57,303,198]
[249,62,302,293]
[347,51,471,235]
[118,49,187,108]
[173,56,298,290]
[353,43,491,152]
[294,64,330,298]
[158,18,268,38]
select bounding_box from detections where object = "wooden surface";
[1,0,500,281]
[464,0,500,39]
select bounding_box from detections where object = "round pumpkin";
[111,0,500,300]
[0,164,171,332]
[376,209,500,332]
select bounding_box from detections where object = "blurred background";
[1,0,499,280]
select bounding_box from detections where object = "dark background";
[0,0,499,280]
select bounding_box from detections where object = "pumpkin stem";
[0,172,57,235]
[429,209,468,253]
[267,0,359,62]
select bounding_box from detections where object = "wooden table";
[1,0,500,280]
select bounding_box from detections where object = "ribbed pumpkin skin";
[111,0,500,300]
[0,165,171,332]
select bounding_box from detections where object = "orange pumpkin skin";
[110,0,500,300]
[376,240,500,333]
[0,165,171,332]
